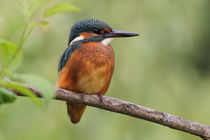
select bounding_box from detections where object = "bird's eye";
[93,29,102,34]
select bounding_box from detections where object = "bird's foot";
[96,93,103,103]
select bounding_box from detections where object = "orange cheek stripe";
[80,32,98,39]
[104,28,111,33]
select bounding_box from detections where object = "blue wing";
[58,42,81,72]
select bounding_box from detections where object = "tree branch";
[11,83,210,140]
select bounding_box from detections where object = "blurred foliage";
[0,1,79,105]
[0,88,16,104]
[0,0,210,140]
[44,3,81,17]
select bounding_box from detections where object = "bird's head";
[68,19,139,46]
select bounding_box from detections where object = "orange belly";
[57,42,115,95]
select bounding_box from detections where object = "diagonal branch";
[11,83,210,140]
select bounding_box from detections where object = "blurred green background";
[0,0,210,139]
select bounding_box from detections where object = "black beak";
[104,29,139,38]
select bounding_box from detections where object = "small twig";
[10,83,210,140]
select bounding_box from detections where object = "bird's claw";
[96,93,103,103]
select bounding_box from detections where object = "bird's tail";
[66,102,86,124]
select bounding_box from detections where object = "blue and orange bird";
[57,19,139,124]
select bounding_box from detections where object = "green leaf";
[39,20,49,30]
[0,39,22,73]
[0,39,17,67]
[18,73,55,105]
[0,88,16,104]
[0,80,41,107]
[44,3,80,17]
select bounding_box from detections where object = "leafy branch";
[0,2,80,106]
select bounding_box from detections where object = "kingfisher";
[57,19,139,124]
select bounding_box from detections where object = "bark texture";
[11,83,210,140]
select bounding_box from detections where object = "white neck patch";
[101,38,113,46]
[69,35,84,45]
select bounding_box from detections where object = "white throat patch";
[69,35,84,45]
[101,38,113,46]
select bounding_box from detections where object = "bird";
[57,19,139,124]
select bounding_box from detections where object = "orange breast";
[57,42,115,95]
